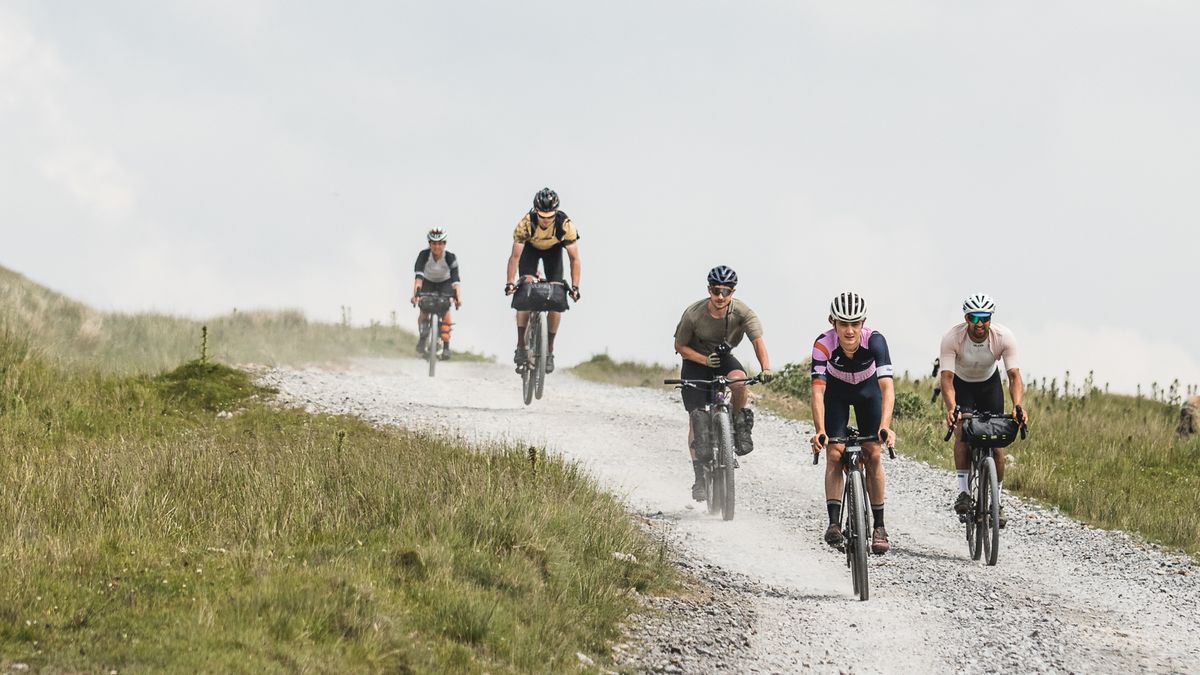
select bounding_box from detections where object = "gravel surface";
[260,358,1200,674]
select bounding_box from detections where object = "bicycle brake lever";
[888,447,896,460]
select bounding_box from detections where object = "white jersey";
[939,322,1020,383]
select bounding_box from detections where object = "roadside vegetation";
[0,272,673,671]
[574,353,1200,557]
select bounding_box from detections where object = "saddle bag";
[961,416,1020,448]
[511,281,570,312]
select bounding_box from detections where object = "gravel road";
[260,358,1200,674]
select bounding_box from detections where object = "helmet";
[427,228,448,242]
[962,292,996,314]
[829,292,867,323]
[533,187,560,212]
[706,265,738,287]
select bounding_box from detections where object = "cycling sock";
[826,500,842,524]
[956,471,969,493]
[548,332,557,353]
[871,504,885,529]
[997,481,1003,503]
[516,326,526,347]
[692,460,705,483]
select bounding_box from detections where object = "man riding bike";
[410,228,461,359]
[673,265,774,501]
[939,292,1028,527]
[505,187,581,374]
[809,292,896,554]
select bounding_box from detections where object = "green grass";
[0,333,674,672]
[569,353,677,388]
[0,264,486,373]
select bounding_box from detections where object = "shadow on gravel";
[890,548,963,564]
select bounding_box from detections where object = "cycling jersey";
[512,211,579,251]
[674,299,764,355]
[810,328,894,384]
[413,249,460,284]
[938,322,1019,383]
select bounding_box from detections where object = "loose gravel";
[259,358,1200,674]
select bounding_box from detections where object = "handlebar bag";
[961,416,1020,448]
[511,281,570,312]
[418,295,453,314]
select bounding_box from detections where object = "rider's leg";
[416,310,430,350]
[825,443,846,524]
[515,310,530,343]
[862,441,885,526]
[547,311,562,352]
[729,370,749,411]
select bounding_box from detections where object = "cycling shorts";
[679,355,746,412]
[419,280,455,296]
[952,368,1004,415]
[518,244,565,282]
[821,377,882,438]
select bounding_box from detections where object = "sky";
[2,1,1198,394]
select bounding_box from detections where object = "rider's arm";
[564,241,581,290]
[506,242,524,286]
[939,369,957,410]
[750,336,770,372]
[674,340,709,367]
[811,380,827,436]
[878,375,895,432]
[1007,368,1024,410]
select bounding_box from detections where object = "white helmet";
[829,292,867,323]
[962,292,996,314]
[427,228,448,242]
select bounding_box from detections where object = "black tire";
[968,459,983,561]
[848,469,870,601]
[714,410,735,521]
[983,456,1001,566]
[521,317,536,406]
[706,463,721,515]
[426,313,439,378]
[533,312,547,400]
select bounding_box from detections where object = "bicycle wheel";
[521,316,536,406]
[426,313,439,378]
[848,469,870,601]
[706,462,721,515]
[966,459,981,561]
[982,456,1001,566]
[533,312,548,400]
[714,409,735,521]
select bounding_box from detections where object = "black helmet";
[533,187,560,212]
[707,265,738,287]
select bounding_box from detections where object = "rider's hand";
[1015,406,1029,426]
[504,282,516,296]
[945,409,957,428]
[811,433,827,453]
[454,299,462,309]
[569,285,580,302]
[879,427,896,448]
[758,368,775,384]
[410,295,418,307]
[705,353,722,368]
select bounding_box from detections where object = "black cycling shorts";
[419,279,455,296]
[679,354,747,412]
[952,368,1004,415]
[518,245,565,282]
[821,377,883,438]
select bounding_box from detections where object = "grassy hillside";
[0,265,482,373]
[0,332,673,671]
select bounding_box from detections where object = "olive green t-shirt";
[674,298,763,355]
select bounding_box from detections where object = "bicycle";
[944,406,1026,566]
[510,280,572,406]
[416,291,455,378]
[814,427,894,601]
[664,375,760,521]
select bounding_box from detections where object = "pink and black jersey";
[810,328,894,384]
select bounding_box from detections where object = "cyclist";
[505,187,581,374]
[673,265,774,501]
[809,292,896,554]
[410,228,461,359]
[939,292,1028,527]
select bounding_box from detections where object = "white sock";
[956,471,969,493]
[998,481,1003,504]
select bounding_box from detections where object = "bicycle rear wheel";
[714,410,735,521]
[848,469,869,600]
[533,312,547,400]
[982,456,1001,566]
[426,313,439,378]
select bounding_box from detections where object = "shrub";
[766,360,812,401]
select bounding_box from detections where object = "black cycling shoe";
[440,343,451,361]
[691,480,706,501]
[545,354,555,373]
[514,348,527,373]
[824,523,845,549]
[416,336,427,355]
[953,491,972,515]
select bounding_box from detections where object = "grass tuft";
[155,360,276,412]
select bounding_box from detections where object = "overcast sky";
[2,1,1197,394]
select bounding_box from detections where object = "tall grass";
[0,334,673,671]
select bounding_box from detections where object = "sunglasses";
[967,313,992,324]
[709,286,734,297]
[536,211,557,219]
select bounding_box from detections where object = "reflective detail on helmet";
[707,265,738,287]
[533,187,560,212]
[829,292,867,322]
[962,292,996,314]
[427,228,448,242]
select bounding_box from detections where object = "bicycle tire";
[983,456,1001,566]
[714,410,735,521]
[534,312,547,400]
[521,315,536,405]
[702,415,720,515]
[426,313,439,378]
[967,460,982,561]
[849,469,870,601]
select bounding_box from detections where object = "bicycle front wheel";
[848,469,870,601]
[714,409,735,521]
[426,313,439,378]
[967,462,982,561]
[521,316,537,405]
[982,456,1001,566]
[533,312,548,400]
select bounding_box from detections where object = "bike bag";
[418,295,452,314]
[511,281,570,312]
[961,416,1019,448]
